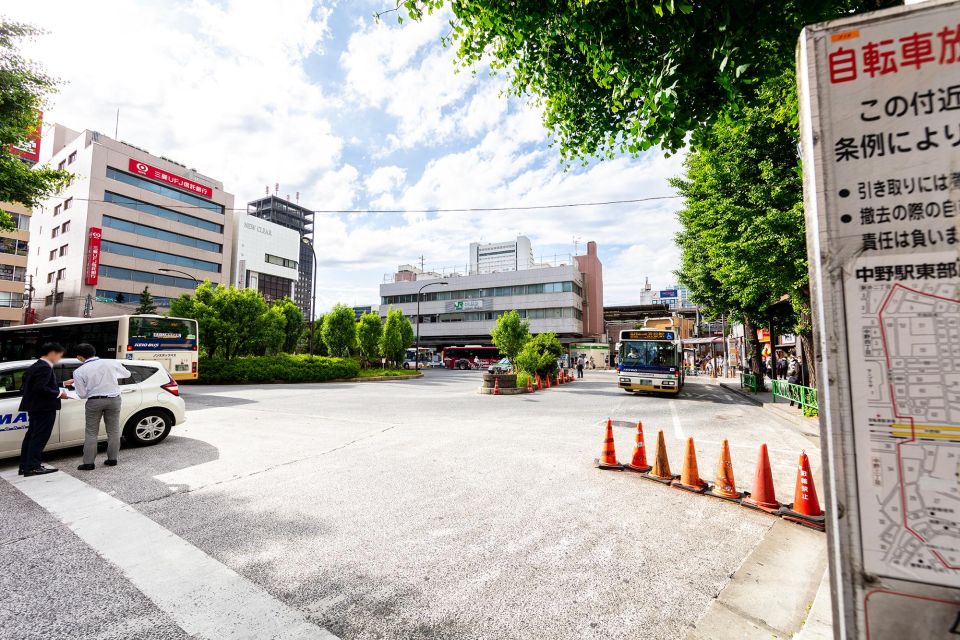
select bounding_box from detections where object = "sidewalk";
[713,376,821,433]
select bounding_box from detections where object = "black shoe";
[104,460,117,467]
[22,467,58,476]
[77,463,95,471]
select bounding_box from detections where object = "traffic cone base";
[595,419,623,470]
[707,487,743,503]
[781,451,824,530]
[781,508,826,531]
[741,444,781,513]
[740,492,782,514]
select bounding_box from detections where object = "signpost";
[799,2,960,637]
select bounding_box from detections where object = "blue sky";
[10,0,684,310]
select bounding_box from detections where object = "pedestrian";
[787,354,801,406]
[576,354,585,378]
[589,356,595,370]
[777,353,788,380]
[473,355,480,370]
[18,342,69,476]
[66,343,131,471]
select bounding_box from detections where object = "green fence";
[771,380,818,412]
[739,371,762,393]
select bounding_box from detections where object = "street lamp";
[302,237,318,355]
[158,268,200,285]
[415,280,448,371]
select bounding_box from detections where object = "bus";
[403,347,435,369]
[0,315,200,380]
[616,329,684,394]
[441,345,500,370]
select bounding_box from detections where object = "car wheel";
[124,410,172,447]
[403,362,410,369]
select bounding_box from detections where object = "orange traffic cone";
[624,420,651,473]
[781,451,825,531]
[545,375,551,389]
[643,430,675,484]
[673,437,708,493]
[536,374,542,390]
[741,444,781,514]
[707,439,742,502]
[527,377,534,393]
[493,377,500,395]
[594,419,623,470]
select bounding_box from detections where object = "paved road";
[0,370,822,640]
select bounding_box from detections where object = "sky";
[7,0,685,310]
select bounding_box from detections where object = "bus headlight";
[619,377,631,383]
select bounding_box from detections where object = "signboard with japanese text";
[620,330,675,341]
[10,110,41,164]
[799,2,960,637]
[452,300,483,311]
[127,159,213,199]
[85,227,102,285]
[658,289,678,298]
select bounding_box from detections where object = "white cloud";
[365,166,406,196]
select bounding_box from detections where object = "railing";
[739,370,762,393]
[771,380,818,413]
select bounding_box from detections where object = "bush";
[196,354,360,384]
[514,332,564,377]
[516,371,533,389]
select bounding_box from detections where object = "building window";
[57,160,66,171]
[53,204,62,216]
[105,167,222,214]
[96,289,171,307]
[68,151,77,164]
[48,249,57,260]
[100,240,220,273]
[59,244,68,257]
[0,265,26,282]
[0,238,28,256]
[381,280,583,305]
[57,268,66,280]
[251,272,293,304]
[47,272,54,284]
[63,197,73,210]
[103,191,224,233]
[8,212,30,231]
[61,220,71,233]
[101,215,222,253]
[98,264,199,290]
[265,254,297,269]
[51,227,59,238]
[43,292,64,307]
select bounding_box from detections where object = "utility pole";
[23,274,33,324]
[83,293,93,318]
[52,277,60,317]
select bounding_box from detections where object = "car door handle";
[121,388,136,394]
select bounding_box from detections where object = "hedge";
[196,354,361,384]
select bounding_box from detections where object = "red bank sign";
[127,158,213,199]
[10,110,42,164]
[85,227,102,286]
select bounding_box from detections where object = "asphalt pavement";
[0,369,826,640]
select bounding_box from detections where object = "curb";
[344,373,424,382]
[717,382,819,432]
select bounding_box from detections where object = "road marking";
[2,469,338,640]
[669,400,683,439]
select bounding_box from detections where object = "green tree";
[379,306,414,367]
[514,332,564,378]
[397,1,895,158]
[0,20,72,223]
[321,303,357,358]
[356,312,383,367]
[271,297,304,353]
[671,73,812,380]
[134,286,157,314]
[490,310,530,362]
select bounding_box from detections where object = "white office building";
[469,235,534,275]
[231,215,301,304]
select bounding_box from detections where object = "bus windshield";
[128,317,197,350]
[619,340,677,368]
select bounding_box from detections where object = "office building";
[652,285,693,309]
[29,123,235,318]
[231,215,301,304]
[469,235,534,275]
[247,195,314,319]
[0,202,32,325]
[379,240,603,345]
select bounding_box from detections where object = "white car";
[0,358,186,460]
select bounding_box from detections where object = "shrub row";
[196,354,361,384]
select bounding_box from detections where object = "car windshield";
[619,340,676,367]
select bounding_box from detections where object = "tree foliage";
[379,306,415,366]
[134,286,157,314]
[271,297,304,353]
[356,311,383,366]
[0,20,71,220]
[321,303,358,358]
[514,332,564,377]
[397,1,896,159]
[169,282,286,359]
[489,310,530,361]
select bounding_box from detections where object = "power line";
[65,194,680,215]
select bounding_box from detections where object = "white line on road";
[669,400,684,439]
[2,469,338,640]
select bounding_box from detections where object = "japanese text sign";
[128,159,213,199]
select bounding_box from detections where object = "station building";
[30,124,235,318]
[379,239,604,347]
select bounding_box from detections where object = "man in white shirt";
[66,343,131,470]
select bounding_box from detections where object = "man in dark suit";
[18,342,68,476]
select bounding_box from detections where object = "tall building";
[0,202,32,325]
[231,215,301,304]
[247,195,314,319]
[469,235,534,275]
[379,239,603,345]
[31,124,235,318]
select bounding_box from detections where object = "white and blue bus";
[616,329,684,394]
[0,315,199,380]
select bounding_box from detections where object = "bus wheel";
[403,362,409,369]
[123,410,172,447]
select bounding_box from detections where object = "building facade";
[379,239,604,346]
[231,215,300,304]
[30,124,235,318]
[0,202,32,325]
[247,195,314,319]
[469,235,534,275]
